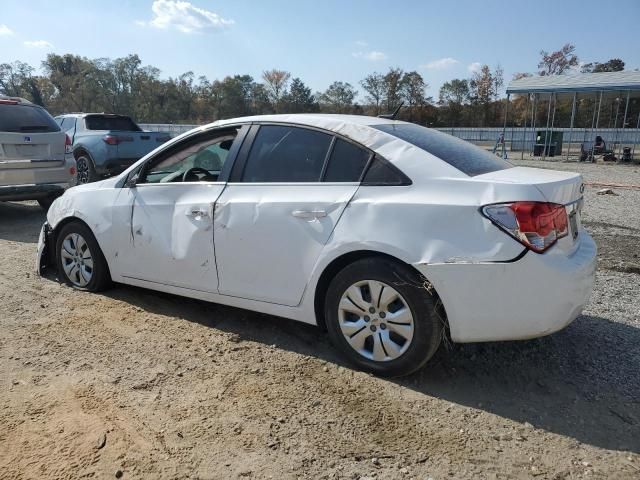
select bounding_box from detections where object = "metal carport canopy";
[507,71,640,94]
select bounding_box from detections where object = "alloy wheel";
[337,279,414,362]
[76,157,90,184]
[60,233,94,287]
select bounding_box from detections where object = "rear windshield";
[85,115,141,131]
[0,104,60,133]
[373,123,512,176]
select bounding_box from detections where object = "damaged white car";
[37,115,597,376]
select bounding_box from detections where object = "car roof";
[212,113,399,129]
[208,113,407,152]
[55,113,131,117]
[0,95,33,105]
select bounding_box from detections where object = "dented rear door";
[213,183,358,306]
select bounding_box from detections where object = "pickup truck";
[54,113,171,184]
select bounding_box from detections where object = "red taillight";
[0,99,19,105]
[483,201,568,253]
[65,134,73,154]
[103,134,120,145]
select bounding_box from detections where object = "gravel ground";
[0,161,639,479]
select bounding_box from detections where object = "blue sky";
[1,0,639,99]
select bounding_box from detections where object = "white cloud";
[352,50,387,61]
[0,24,14,36]
[355,40,368,47]
[24,40,54,49]
[467,62,482,73]
[423,57,459,70]
[135,20,147,27]
[145,0,233,33]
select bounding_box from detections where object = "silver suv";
[0,96,75,209]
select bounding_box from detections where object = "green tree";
[439,79,469,126]
[318,81,356,113]
[383,67,404,111]
[400,71,427,120]
[284,77,318,113]
[581,58,625,73]
[360,72,385,115]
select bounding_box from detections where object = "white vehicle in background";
[0,96,76,209]
[37,114,597,377]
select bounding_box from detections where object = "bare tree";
[538,43,579,76]
[262,69,291,113]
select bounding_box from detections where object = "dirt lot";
[1,160,639,480]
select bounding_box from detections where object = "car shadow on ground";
[0,201,46,243]
[98,284,639,454]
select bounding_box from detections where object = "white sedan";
[37,114,597,377]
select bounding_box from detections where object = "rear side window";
[373,123,512,176]
[362,155,412,186]
[0,104,60,133]
[61,117,76,132]
[242,125,332,182]
[323,138,371,182]
[85,115,141,131]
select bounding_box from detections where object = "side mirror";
[124,172,139,188]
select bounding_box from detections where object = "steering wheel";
[182,167,212,182]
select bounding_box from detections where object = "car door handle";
[188,209,209,218]
[291,209,327,219]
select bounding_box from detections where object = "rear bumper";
[417,231,597,343]
[0,183,66,201]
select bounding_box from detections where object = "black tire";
[75,152,98,184]
[325,257,443,377]
[37,195,58,211]
[55,221,111,292]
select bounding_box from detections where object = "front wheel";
[325,257,443,377]
[55,221,111,291]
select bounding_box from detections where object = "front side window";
[140,130,238,184]
[84,115,141,131]
[242,125,332,182]
[62,117,76,134]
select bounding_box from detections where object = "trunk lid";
[0,131,66,169]
[476,166,583,205]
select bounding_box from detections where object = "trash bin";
[535,131,563,157]
[533,143,557,157]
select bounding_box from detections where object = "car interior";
[140,134,236,184]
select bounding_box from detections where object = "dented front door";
[117,183,225,292]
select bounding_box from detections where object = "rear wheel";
[55,221,111,291]
[75,153,98,184]
[325,257,443,377]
